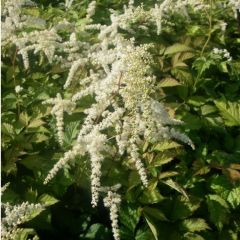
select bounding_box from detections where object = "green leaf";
[210,175,231,199]
[163,179,189,200]
[193,57,213,76]
[143,214,158,240]
[201,105,218,116]
[179,218,210,232]
[206,194,230,230]
[154,141,181,152]
[218,229,239,240]
[14,228,39,240]
[139,188,165,204]
[135,228,154,240]
[84,223,111,239]
[181,112,202,130]
[3,93,17,110]
[28,118,45,128]
[19,112,30,126]
[180,52,195,61]
[219,61,228,73]
[63,121,79,145]
[164,44,193,55]
[214,101,240,126]
[227,187,240,209]
[183,232,205,240]
[159,78,181,87]
[152,153,175,167]
[2,123,15,136]
[172,68,193,86]
[143,207,168,221]
[128,171,142,189]
[31,133,49,143]
[158,171,178,179]
[120,226,135,240]
[119,204,141,232]
[187,96,207,107]
[38,194,59,206]
[22,7,40,17]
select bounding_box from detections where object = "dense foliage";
[1,0,240,239]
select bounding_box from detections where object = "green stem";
[12,47,20,116]
[201,0,213,56]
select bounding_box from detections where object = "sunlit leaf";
[159,77,181,87]
[214,101,240,126]
[164,44,193,55]
[143,214,158,240]
[163,179,189,200]
[179,218,210,232]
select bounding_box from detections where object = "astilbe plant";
[2,0,239,239]
[43,1,196,238]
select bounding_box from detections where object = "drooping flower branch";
[103,191,121,240]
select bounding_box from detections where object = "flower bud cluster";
[15,85,23,94]
[212,48,232,61]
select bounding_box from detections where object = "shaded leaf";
[143,206,168,221]
[119,204,140,232]
[206,194,229,230]
[135,228,153,240]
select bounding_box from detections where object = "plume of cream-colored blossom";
[2,1,89,70]
[86,1,97,19]
[1,182,10,195]
[1,201,44,240]
[43,93,75,145]
[65,0,74,9]
[229,0,240,17]
[44,4,195,206]
[103,191,121,240]
[45,39,194,207]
